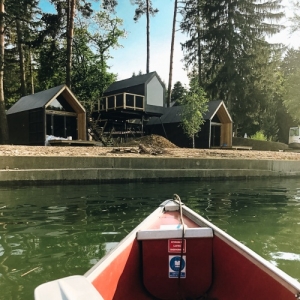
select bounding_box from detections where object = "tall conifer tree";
[181,0,284,135]
[5,0,40,97]
[131,0,158,74]
[181,0,206,86]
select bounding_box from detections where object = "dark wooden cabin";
[146,100,233,148]
[90,72,166,143]
[7,85,86,145]
[93,72,165,119]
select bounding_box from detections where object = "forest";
[1,0,300,145]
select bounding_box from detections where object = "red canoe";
[35,196,300,300]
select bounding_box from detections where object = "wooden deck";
[49,140,100,147]
[212,145,252,150]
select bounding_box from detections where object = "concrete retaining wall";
[1,156,300,185]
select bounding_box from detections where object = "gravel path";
[1,135,299,160]
[1,145,300,160]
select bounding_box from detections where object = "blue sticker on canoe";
[169,255,186,278]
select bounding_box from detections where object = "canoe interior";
[89,208,300,300]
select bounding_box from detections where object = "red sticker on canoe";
[168,239,186,253]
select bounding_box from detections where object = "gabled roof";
[7,85,85,115]
[147,100,232,125]
[104,71,161,94]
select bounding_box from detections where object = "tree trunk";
[66,0,76,87]
[0,0,9,144]
[197,0,202,86]
[16,18,27,96]
[167,0,177,107]
[146,0,150,74]
[29,48,34,94]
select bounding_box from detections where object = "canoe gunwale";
[181,202,300,296]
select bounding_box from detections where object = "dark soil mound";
[121,134,178,148]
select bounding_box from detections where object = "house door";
[211,125,221,147]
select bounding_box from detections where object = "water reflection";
[0,179,300,299]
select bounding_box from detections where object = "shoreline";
[1,154,300,185]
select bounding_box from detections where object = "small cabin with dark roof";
[93,71,166,120]
[146,100,232,148]
[7,85,86,145]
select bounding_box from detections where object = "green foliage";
[131,0,159,21]
[71,27,113,111]
[171,81,186,105]
[239,46,284,141]
[3,0,125,108]
[37,40,66,91]
[179,75,208,147]
[250,131,268,141]
[4,0,42,100]
[180,0,285,141]
[282,49,300,124]
[75,11,125,111]
[283,68,300,122]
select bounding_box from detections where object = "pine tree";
[167,0,178,107]
[282,48,300,123]
[180,0,206,86]
[201,0,284,111]
[181,0,285,136]
[171,81,186,105]
[5,0,41,97]
[131,0,158,74]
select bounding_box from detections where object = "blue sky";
[39,0,189,86]
[39,0,300,89]
[106,0,189,86]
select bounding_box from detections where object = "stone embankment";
[1,144,300,185]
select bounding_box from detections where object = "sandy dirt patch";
[0,135,299,160]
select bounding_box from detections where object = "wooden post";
[134,95,136,110]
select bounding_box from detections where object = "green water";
[0,178,300,299]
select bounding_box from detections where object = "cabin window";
[126,94,134,107]
[107,96,114,109]
[116,94,123,107]
[212,114,221,123]
[136,96,143,108]
[46,114,78,139]
[46,95,75,113]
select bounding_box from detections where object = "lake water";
[0,178,300,299]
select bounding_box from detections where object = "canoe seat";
[137,227,213,240]
[137,227,213,300]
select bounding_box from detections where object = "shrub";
[250,131,268,141]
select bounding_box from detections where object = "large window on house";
[46,96,78,139]
[46,114,78,139]
[46,95,75,113]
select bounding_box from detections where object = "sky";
[39,0,300,89]
[106,0,189,86]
